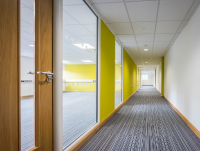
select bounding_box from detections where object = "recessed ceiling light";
[73,43,95,50]
[29,45,34,47]
[81,60,93,63]
[144,49,148,51]
[145,62,148,63]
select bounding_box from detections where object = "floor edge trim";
[163,97,200,139]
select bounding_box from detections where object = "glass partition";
[115,41,122,108]
[20,0,35,150]
[62,0,98,149]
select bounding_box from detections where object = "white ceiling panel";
[156,21,182,33]
[21,31,34,41]
[178,20,189,32]
[185,0,200,20]
[63,11,79,25]
[137,42,153,48]
[107,23,133,34]
[63,0,85,5]
[21,8,34,25]
[126,1,158,22]
[122,42,138,51]
[153,42,170,48]
[93,3,129,23]
[154,34,175,42]
[135,34,154,42]
[21,27,34,35]
[116,35,136,43]
[21,0,34,9]
[90,0,123,3]
[63,5,96,24]
[64,25,93,36]
[158,0,194,21]
[83,24,97,36]
[132,22,156,34]
[172,33,180,42]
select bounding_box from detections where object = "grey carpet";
[79,86,200,151]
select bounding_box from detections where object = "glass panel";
[115,41,122,108]
[20,0,35,150]
[62,0,97,149]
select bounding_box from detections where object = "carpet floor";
[79,86,200,151]
[21,92,122,151]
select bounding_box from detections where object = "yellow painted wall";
[100,20,115,121]
[115,64,121,92]
[123,49,137,102]
[63,64,96,92]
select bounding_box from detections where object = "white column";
[53,0,63,150]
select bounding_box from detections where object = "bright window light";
[29,45,34,47]
[73,43,95,50]
[144,49,148,51]
[142,75,148,80]
[81,60,93,62]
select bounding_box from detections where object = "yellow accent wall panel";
[63,64,96,92]
[123,49,137,102]
[100,20,115,122]
[155,69,156,88]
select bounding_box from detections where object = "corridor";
[79,86,200,151]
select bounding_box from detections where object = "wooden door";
[0,0,53,150]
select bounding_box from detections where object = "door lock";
[37,71,53,83]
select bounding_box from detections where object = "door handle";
[37,71,53,83]
[27,71,35,74]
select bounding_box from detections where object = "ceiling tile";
[185,0,200,20]
[154,34,175,42]
[178,20,189,32]
[132,22,156,34]
[63,5,96,24]
[158,0,194,21]
[83,24,97,36]
[126,1,158,22]
[63,0,85,5]
[153,42,170,48]
[122,42,138,51]
[90,0,123,3]
[107,23,133,34]
[63,11,79,25]
[156,21,182,33]
[64,25,93,36]
[135,34,154,42]
[172,33,180,42]
[93,3,129,23]
[116,35,136,43]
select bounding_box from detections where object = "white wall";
[141,71,155,86]
[164,5,200,131]
[156,62,162,93]
[21,56,34,96]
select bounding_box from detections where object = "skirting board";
[67,90,138,151]
[164,96,200,139]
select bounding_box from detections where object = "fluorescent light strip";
[81,60,93,63]
[73,43,95,50]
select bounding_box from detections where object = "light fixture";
[115,60,117,62]
[73,43,95,50]
[81,60,93,63]
[29,45,34,47]
[144,49,148,51]
[63,60,69,63]
[145,62,148,63]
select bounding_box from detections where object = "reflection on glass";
[115,41,122,108]
[62,0,97,149]
[20,0,35,150]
